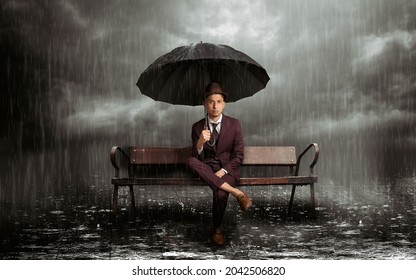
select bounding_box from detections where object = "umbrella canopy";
[137,42,270,106]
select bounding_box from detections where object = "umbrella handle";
[205,113,216,147]
[207,137,216,147]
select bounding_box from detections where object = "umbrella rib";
[155,64,184,104]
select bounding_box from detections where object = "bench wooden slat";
[130,147,191,164]
[239,176,317,185]
[112,176,317,186]
[243,146,296,165]
[112,177,203,186]
[129,146,297,165]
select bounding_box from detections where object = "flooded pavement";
[1,175,415,260]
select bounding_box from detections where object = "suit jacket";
[191,114,244,180]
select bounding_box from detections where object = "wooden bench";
[110,144,319,214]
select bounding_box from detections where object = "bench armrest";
[110,146,130,178]
[295,143,320,176]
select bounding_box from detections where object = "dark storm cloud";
[353,33,416,110]
[1,0,415,153]
[1,0,194,149]
[233,0,416,147]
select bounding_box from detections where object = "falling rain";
[1,0,415,260]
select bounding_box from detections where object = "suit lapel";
[216,115,228,153]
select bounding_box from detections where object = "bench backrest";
[129,146,297,166]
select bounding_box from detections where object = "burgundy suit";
[186,114,244,229]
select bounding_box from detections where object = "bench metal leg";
[129,185,135,209]
[288,184,296,214]
[112,185,119,212]
[310,183,316,209]
[112,185,135,214]
[289,183,316,213]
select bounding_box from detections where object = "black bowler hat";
[204,82,228,100]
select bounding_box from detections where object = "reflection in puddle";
[1,176,416,259]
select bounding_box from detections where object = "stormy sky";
[1,0,415,184]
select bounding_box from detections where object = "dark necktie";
[212,123,219,145]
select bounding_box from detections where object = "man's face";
[205,94,225,120]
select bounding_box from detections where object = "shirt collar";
[208,114,223,125]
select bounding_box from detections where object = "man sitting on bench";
[186,82,253,246]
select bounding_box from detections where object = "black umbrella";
[136,42,270,106]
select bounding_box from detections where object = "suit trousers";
[186,157,237,229]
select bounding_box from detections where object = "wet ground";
[1,175,415,260]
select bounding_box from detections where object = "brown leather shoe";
[212,229,225,246]
[237,192,252,211]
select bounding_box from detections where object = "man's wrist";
[197,146,203,154]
